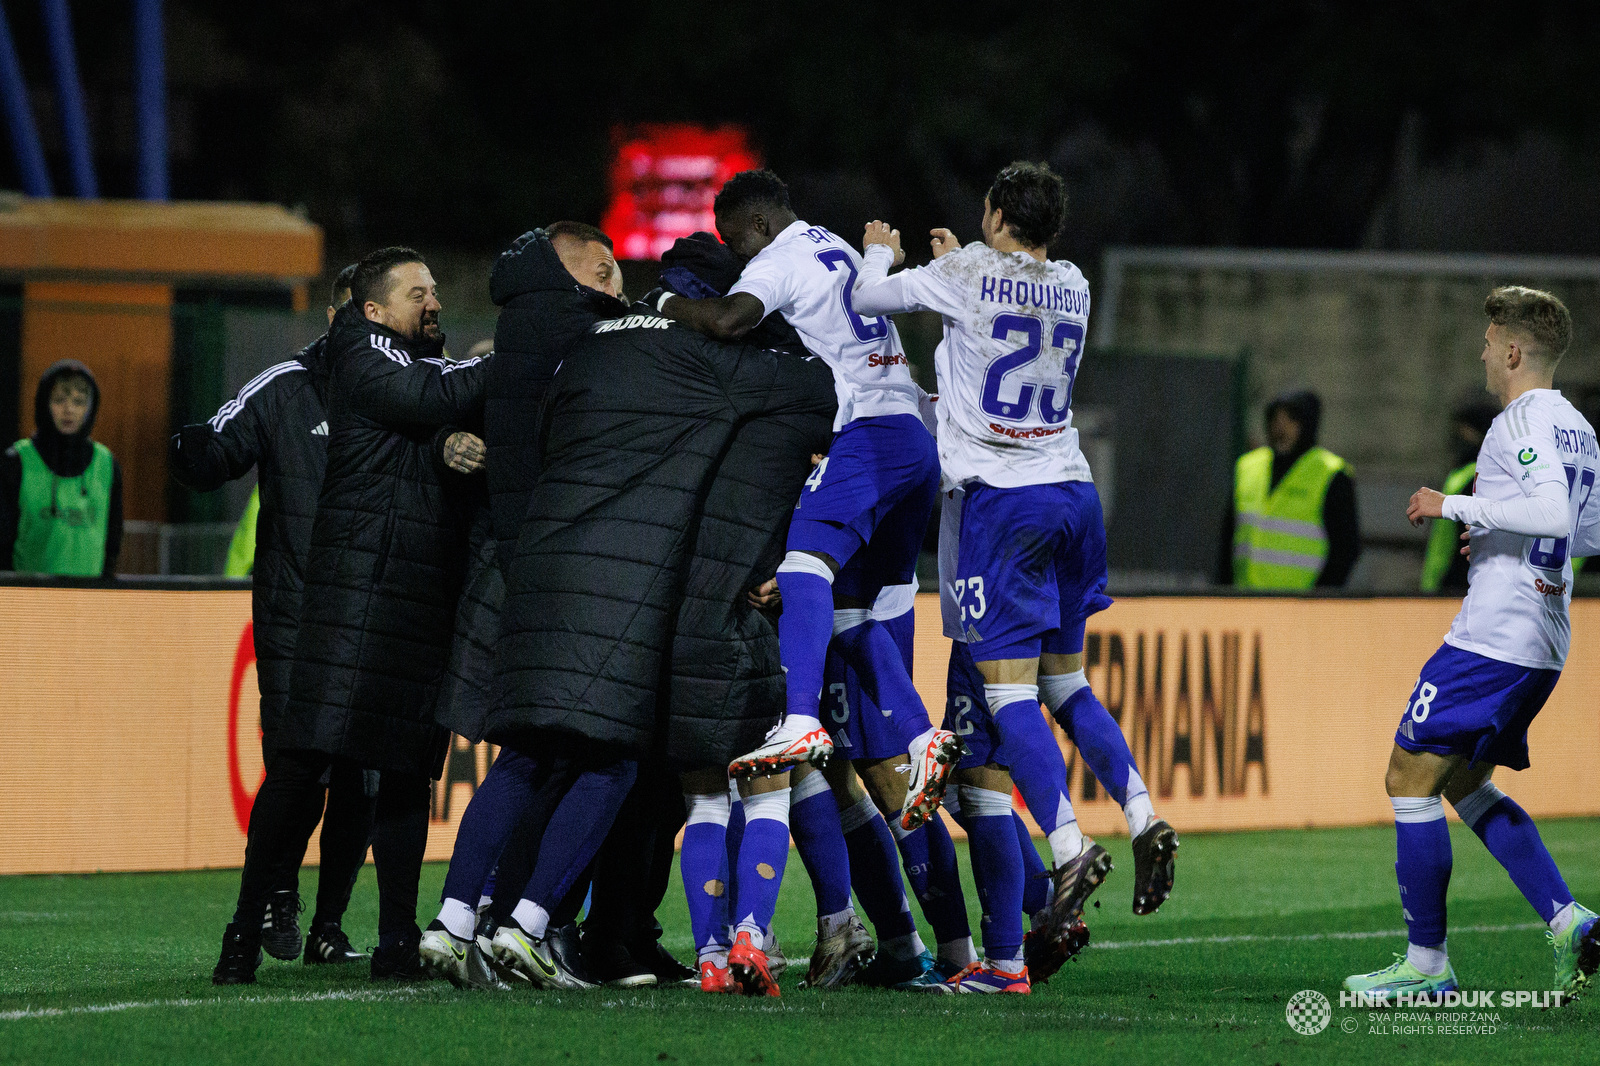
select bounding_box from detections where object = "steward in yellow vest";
[1219,391,1360,590]
[0,360,123,577]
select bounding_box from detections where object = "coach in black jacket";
[173,269,378,965]
[214,247,489,985]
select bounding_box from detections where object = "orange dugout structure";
[0,196,322,522]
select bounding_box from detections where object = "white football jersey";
[1443,389,1600,670]
[729,220,923,430]
[856,241,1093,488]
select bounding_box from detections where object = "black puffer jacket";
[487,229,627,568]
[169,335,331,745]
[280,303,489,775]
[489,313,836,764]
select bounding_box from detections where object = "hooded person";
[418,231,838,997]
[212,246,490,986]
[1218,389,1360,589]
[0,360,122,577]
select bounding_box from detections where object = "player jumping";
[850,161,1175,992]
[1345,286,1600,998]
[659,170,960,831]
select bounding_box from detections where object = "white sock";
[908,726,937,760]
[476,895,493,915]
[511,900,551,939]
[1450,780,1506,830]
[819,908,855,938]
[1407,941,1448,976]
[938,937,978,968]
[1551,901,1577,936]
[987,951,1025,973]
[1047,819,1085,866]
[698,945,728,967]
[742,786,792,826]
[1037,670,1089,712]
[882,931,926,961]
[437,897,476,941]
[1124,776,1156,838]
[735,918,764,945]
[839,794,880,834]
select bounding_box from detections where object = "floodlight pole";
[39,0,97,198]
[0,0,51,196]
[132,0,166,200]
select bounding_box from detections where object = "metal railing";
[119,521,237,576]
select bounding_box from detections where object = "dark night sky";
[6,1,1600,280]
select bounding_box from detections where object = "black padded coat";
[279,303,489,776]
[168,335,331,746]
[488,313,836,766]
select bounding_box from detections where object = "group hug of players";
[200,157,1600,1001]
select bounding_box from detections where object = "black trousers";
[268,750,377,929]
[234,748,429,946]
[583,761,685,948]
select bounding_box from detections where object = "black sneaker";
[1130,820,1180,915]
[550,923,597,986]
[212,922,263,985]
[370,937,430,982]
[261,890,303,962]
[305,922,369,964]
[626,937,697,985]
[581,931,657,988]
[1049,840,1113,940]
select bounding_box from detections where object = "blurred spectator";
[225,485,260,578]
[1218,390,1360,589]
[0,360,123,577]
[1420,402,1498,592]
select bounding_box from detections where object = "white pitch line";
[1092,921,1543,950]
[0,986,424,1022]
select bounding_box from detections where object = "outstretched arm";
[657,291,766,341]
[853,221,964,318]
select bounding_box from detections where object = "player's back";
[1448,388,1600,670]
[729,220,922,428]
[926,242,1092,489]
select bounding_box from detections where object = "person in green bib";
[0,360,123,577]
[1216,390,1360,590]
[1420,403,1498,593]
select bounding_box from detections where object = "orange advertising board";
[1,587,1596,875]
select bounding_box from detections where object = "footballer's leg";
[492,747,636,991]
[726,771,793,997]
[1042,634,1178,917]
[788,763,871,989]
[829,759,933,987]
[680,770,737,993]
[1345,743,1461,995]
[939,767,1029,994]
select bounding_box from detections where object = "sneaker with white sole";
[801,914,874,989]
[728,717,834,777]
[490,922,595,990]
[899,730,964,831]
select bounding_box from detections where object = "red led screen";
[600,124,761,260]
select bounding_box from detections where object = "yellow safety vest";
[1420,462,1476,592]
[1232,445,1346,590]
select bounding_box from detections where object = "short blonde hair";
[1485,286,1572,365]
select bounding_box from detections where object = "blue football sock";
[1014,812,1050,917]
[1048,682,1136,805]
[833,617,934,750]
[681,793,732,955]
[789,776,853,916]
[961,785,1024,963]
[725,792,745,922]
[1455,783,1573,923]
[989,686,1083,864]
[892,817,971,944]
[732,788,792,938]
[439,748,540,931]
[839,794,917,941]
[775,561,835,723]
[520,759,638,913]
[1393,796,1452,948]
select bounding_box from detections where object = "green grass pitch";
[2,819,1595,1066]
